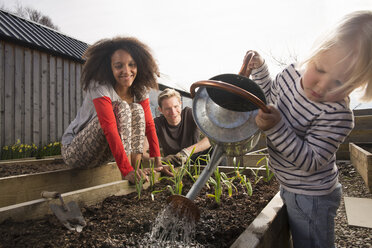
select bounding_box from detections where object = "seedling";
[220,172,237,197]
[134,160,146,199]
[207,167,222,204]
[152,161,188,198]
[148,159,156,190]
[250,156,274,184]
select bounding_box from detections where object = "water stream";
[141,205,204,247]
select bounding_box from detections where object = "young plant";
[134,160,146,199]
[250,156,266,184]
[239,174,253,196]
[251,156,274,184]
[148,159,156,190]
[206,167,222,204]
[156,161,188,196]
[235,168,253,196]
[150,159,190,200]
[220,172,237,197]
[170,163,185,195]
[262,158,274,182]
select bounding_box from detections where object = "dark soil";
[0,160,70,177]
[0,161,279,248]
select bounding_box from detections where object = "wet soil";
[0,161,279,248]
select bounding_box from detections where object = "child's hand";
[239,50,264,77]
[255,105,281,131]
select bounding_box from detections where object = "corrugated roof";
[0,9,88,62]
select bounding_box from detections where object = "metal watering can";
[167,54,269,222]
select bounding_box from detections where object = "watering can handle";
[190,80,270,113]
[238,51,255,77]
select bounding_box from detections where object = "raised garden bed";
[0,156,289,247]
[349,142,372,192]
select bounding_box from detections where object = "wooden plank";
[353,115,372,130]
[76,64,82,107]
[0,42,4,149]
[231,192,289,248]
[0,174,160,222]
[0,162,122,207]
[41,54,49,145]
[336,143,350,160]
[14,47,24,143]
[56,58,63,138]
[63,60,70,128]
[223,154,268,167]
[24,48,32,145]
[0,181,130,222]
[49,56,57,142]
[243,154,268,167]
[4,44,15,145]
[349,143,372,192]
[70,63,76,120]
[0,155,63,165]
[32,52,41,146]
[337,115,372,160]
[347,129,372,143]
[354,109,372,116]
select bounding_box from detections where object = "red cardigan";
[93,96,160,177]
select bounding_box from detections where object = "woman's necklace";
[121,93,133,104]
[115,87,133,104]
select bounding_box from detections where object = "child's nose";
[317,79,332,93]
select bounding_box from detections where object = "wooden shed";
[0,9,192,150]
[0,9,88,148]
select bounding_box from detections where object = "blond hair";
[158,88,181,108]
[302,10,372,101]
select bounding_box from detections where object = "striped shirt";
[251,63,354,196]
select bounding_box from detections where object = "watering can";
[167,53,270,222]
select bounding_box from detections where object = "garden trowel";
[41,191,86,232]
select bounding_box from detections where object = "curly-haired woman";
[61,36,171,183]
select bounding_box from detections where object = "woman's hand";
[239,50,264,77]
[255,105,281,131]
[154,157,174,177]
[124,169,149,184]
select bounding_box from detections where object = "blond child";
[240,10,372,248]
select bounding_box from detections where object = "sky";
[1,0,372,109]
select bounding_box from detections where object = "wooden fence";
[0,41,84,148]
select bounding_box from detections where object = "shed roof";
[0,9,88,62]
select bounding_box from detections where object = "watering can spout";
[167,144,224,222]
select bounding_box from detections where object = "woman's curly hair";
[81,36,159,98]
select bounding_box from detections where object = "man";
[144,88,211,166]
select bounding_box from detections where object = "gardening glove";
[176,148,191,164]
[162,149,190,167]
[162,154,182,167]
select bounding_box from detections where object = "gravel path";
[336,161,372,248]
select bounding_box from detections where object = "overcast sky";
[1,0,372,109]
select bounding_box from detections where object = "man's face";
[158,96,182,126]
